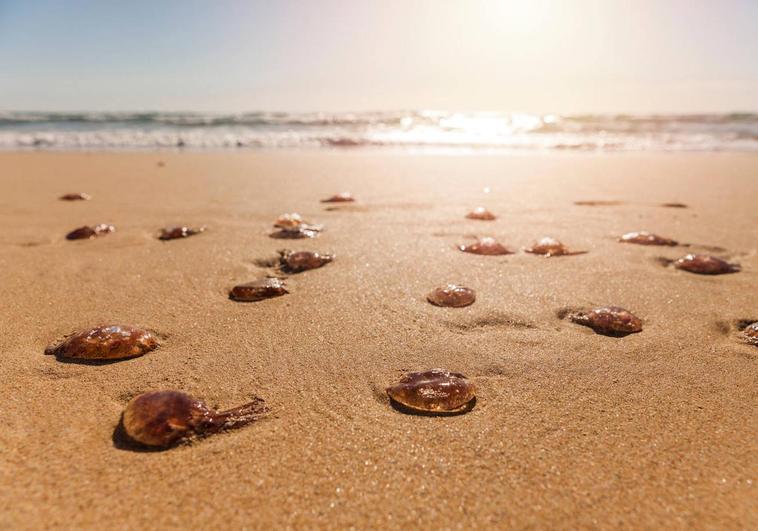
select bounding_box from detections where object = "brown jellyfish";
[661,202,687,208]
[619,231,678,246]
[674,254,740,275]
[386,369,476,415]
[568,306,642,336]
[121,390,268,448]
[60,192,91,201]
[274,213,308,230]
[229,278,289,302]
[457,237,512,256]
[525,237,584,257]
[159,226,206,240]
[271,213,322,239]
[66,224,115,240]
[321,192,355,203]
[465,207,496,221]
[45,325,159,361]
[743,322,758,346]
[427,284,476,308]
[278,249,334,273]
[269,227,320,239]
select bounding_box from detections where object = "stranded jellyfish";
[386,369,476,415]
[321,192,355,203]
[271,213,322,239]
[159,226,206,240]
[661,202,687,208]
[619,231,678,246]
[229,278,289,302]
[278,249,334,273]
[569,306,642,336]
[121,390,268,448]
[525,237,583,257]
[66,224,115,240]
[427,284,476,308]
[674,254,740,275]
[466,207,496,221]
[457,237,512,256]
[60,192,91,201]
[743,322,758,346]
[45,325,159,361]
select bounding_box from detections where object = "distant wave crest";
[1,110,757,151]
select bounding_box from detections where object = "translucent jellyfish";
[674,254,740,275]
[121,390,268,448]
[269,227,320,239]
[66,224,115,240]
[743,322,758,346]
[229,278,289,302]
[619,231,678,246]
[524,237,584,257]
[386,369,476,415]
[457,237,512,255]
[465,207,496,221]
[661,202,687,208]
[278,250,334,273]
[45,325,159,360]
[60,193,91,201]
[321,192,355,203]
[159,226,206,240]
[271,213,322,239]
[427,284,476,307]
[569,306,642,336]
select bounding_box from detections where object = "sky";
[1,0,757,113]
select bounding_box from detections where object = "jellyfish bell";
[465,207,496,221]
[66,224,115,240]
[60,192,91,201]
[457,237,512,256]
[278,250,334,273]
[229,278,289,302]
[674,254,740,275]
[619,231,678,246]
[525,237,583,257]
[742,322,758,346]
[569,306,642,336]
[386,369,476,415]
[45,325,159,360]
[321,192,355,203]
[427,284,476,308]
[159,226,206,240]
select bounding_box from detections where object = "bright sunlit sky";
[1,0,757,113]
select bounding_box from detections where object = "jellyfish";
[568,306,642,336]
[60,193,91,201]
[321,192,355,203]
[229,278,289,302]
[278,250,334,273]
[121,390,268,448]
[45,325,159,361]
[386,369,476,415]
[524,237,584,257]
[619,231,678,246]
[743,322,758,346]
[66,224,115,240]
[427,284,476,307]
[674,254,740,275]
[457,237,512,255]
[465,207,496,221]
[159,226,206,240]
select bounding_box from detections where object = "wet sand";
[0,151,756,528]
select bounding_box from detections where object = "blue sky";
[1,0,757,112]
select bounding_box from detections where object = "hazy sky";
[1,0,757,113]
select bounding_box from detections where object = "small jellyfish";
[45,325,159,360]
[66,224,115,240]
[229,278,289,302]
[271,213,322,239]
[619,231,678,246]
[466,207,496,221]
[525,237,583,257]
[278,249,334,273]
[386,369,476,415]
[457,237,512,256]
[427,284,476,308]
[743,322,758,346]
[274,213,307,229]
[321,192,356,203]
[569,306,642,336]
[269,227,320,239]
[661,202,687,208]
[674,254,740,275]
[121,390,268,448]
[60,193,91,201]
[159,226,206,240]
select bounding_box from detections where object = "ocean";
[1,110,757,152]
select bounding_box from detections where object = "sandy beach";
[0,150,756,529]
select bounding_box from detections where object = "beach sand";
[0,151,756,529]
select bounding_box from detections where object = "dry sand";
[0,151,756,529]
